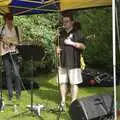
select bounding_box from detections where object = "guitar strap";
[0,25,5,36]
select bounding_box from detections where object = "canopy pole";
[112,0,117,119]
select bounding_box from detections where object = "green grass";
[117,85,120,120]
[0,73,114,120]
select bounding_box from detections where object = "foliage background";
[0,7,119,75]
[0,6,119,120]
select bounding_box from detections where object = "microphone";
[57,26,64,29]
[55,23,64,29]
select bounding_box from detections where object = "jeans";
[2,53,21,98]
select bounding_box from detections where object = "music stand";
[17,44,45,116]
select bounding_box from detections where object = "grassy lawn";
[0,73,114,120]
[117,85,120,120]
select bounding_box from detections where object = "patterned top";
[0,24,20,56]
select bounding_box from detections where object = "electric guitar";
[0,37,17,56]
[0,26,20,56]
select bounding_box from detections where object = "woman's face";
[4,16,13,30]
[6,18,12,26]
[63,17,74,30]
[4,14,13,27]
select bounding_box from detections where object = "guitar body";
[0,37,17,56]
[0,40,9,56]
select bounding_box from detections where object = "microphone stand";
[55,27,62,120]
[9,52,25,90]
[16,44,46,116]
[56,26,71,120]
[26,56,44,116]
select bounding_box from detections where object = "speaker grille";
[70,94,113,120]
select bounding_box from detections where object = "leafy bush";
[0,7,118,74]
[14,13,59,74]
[74,7,113,71]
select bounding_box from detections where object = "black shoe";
[8,96,12,101]
[16,93,21,100]
[58,102,66,112]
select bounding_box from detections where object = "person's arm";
[17,27,22,43]
[15,26,22,44]
[72,42,86,50]
[64,32,86,50]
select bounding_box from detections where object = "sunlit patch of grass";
[0,73,113,120]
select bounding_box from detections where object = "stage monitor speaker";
[69,94,114,120]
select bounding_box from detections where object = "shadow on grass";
[117,85,120,101]
[23,73,57,90]
[31,73,60,104]
[1,72,115,120]
[78,86,114,99]
[33,88,59,104]
[7,110,44,120]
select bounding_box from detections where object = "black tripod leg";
[57,110,61,120]
[9,53,26,92]
[56,65,63,120]
[0,57,4,111]
[30,80,33,110]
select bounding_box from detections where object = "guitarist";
[0,13,22,101]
